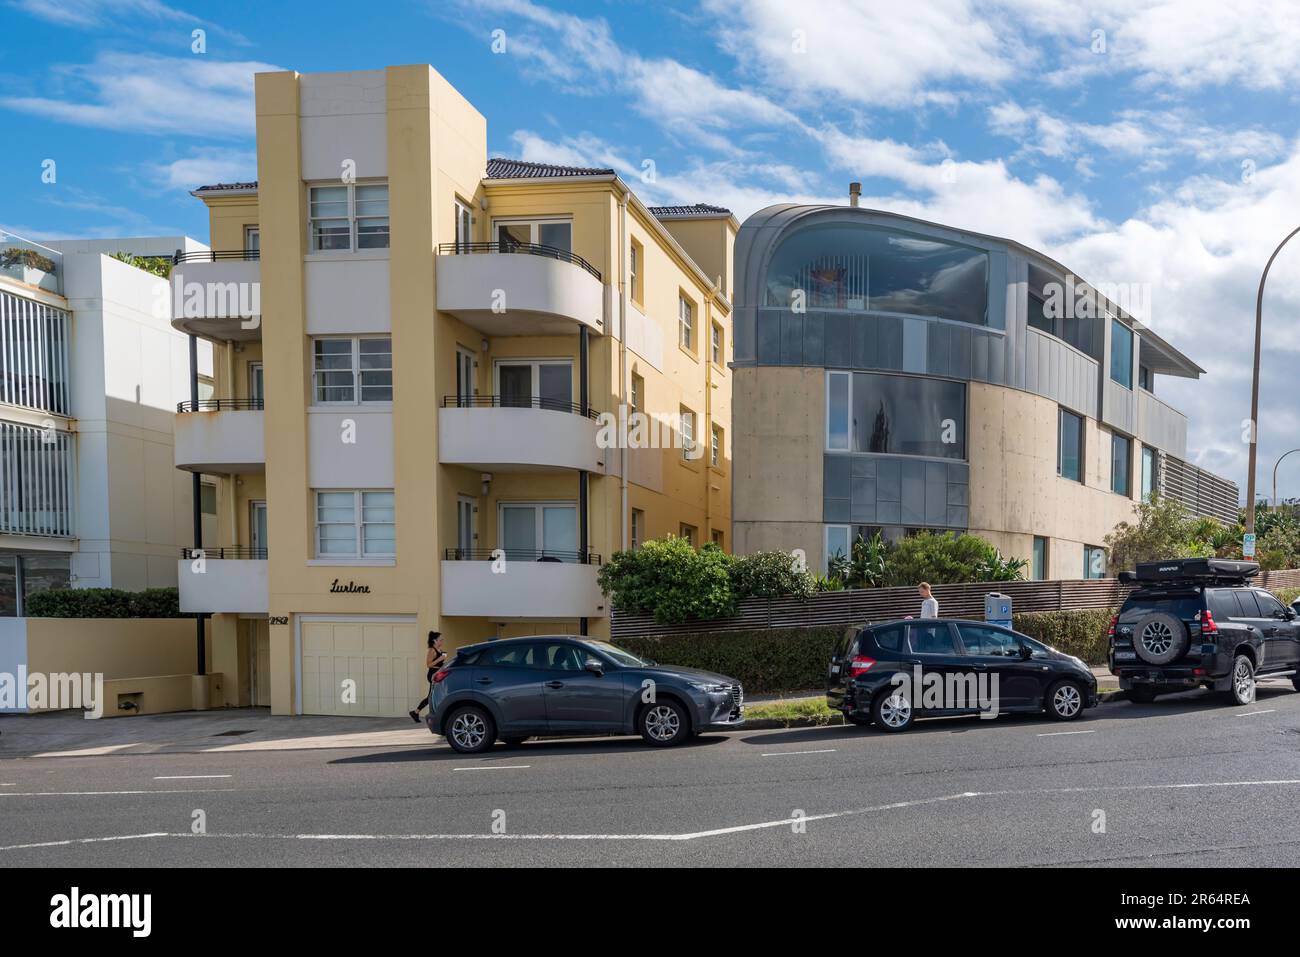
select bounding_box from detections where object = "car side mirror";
[1018,644,1033,660]
[583,657,604,676]
[1283,609,1296,621]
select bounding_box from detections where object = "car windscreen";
[1120,591,1203,622]
[585,640,651,667]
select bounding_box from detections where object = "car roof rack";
[1118,557,1260,586]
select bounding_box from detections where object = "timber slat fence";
[610,569,1300,639]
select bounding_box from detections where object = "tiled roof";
[647,204,732,217]
[194,181,258,192]
[485,158,615,179]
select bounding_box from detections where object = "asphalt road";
[2,683,1299,867]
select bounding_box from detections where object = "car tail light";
[1200,609,1219,636]
[849,655,876,676]
[1107,615,1118,643]
[432,669,451,684]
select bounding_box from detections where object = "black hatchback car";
[1110,557,1300,704]
[826,618,1098,731]
[427,635,745,754]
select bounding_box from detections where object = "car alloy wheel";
[1140,620,1174,658]
[878,692,911,729]
[450,710,488,751]
[643,704,681,742]
[1052,683,1082,718]
[1231,656,1256,705]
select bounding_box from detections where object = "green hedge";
[24,587,182,619]
[616,626,844,694]
[613,608,1118,694]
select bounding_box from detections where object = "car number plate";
[1148,671,1163,681]
[830,664,840,674]
[1114,651,1136,660]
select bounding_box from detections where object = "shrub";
[615,626,844,694]
[1105,494,1213,573]
[597,537,735,624]
[24,587,183,618]
[729,549,816,601]
[111,251,172,278]
[1012,609,1114,665]
[1,246,57,273]
[886,531,1026,586]
[1272,586,1300,607]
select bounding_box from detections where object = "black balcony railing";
[444,547,601,566]
[173,248,260,264]
[435,241,601,281]
[441,394,597,419]
[182,546,268,560]
[177,398,265,413]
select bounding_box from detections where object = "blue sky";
[3,0,1300,498]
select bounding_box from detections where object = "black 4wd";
[1110,558,1300,705]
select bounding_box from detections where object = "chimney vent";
[849,182,861,207]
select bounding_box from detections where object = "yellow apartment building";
[170,65,735,717]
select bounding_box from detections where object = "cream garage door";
[300,619,425,717]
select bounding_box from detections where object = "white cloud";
[145,149,256,190]
[0,52,279,137]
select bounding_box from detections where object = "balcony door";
[492,219,572,255]
[499,502,578,563]
[250,501,268,559]
[456,495,476,558]
[455,348,475,407]
[248,362,264,407]
[495,359,572,412]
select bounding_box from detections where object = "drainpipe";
[188,334,206,675]
[618,194,629,551]
[579,325,590,637]
[704,283,717,540]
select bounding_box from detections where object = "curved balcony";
[435,242,605,337]
[177,547,269,615]
[170,249,262,342]
[174,399,265,473]
[439,396,605,472]
[441,549,605,620]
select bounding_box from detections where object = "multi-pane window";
[1058,408,1083,482]
[630,372,644,415]
[711,423,722,468]
[309,183,389,252]
[679,523,697,546]
[679,295,694,350]
[0,290,70,415]
[1084,545,1107,579]
[680,406,695,459]
[315,490,395,558]
[1111,432,1131,496]
[494,219,572,253]
[629,239,642,304]
[200,482,217,515]
[631,508,645,550]
[711,322,723,365]
[711,529,724,548]
[312,337,392,404]
[1141,445,1157,501]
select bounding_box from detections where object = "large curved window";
[765,224,989,325]
[827,371,966,459]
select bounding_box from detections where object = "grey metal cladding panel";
[947,460,970,485]
[850,476,876,503]
[756,311,781,363]
[825,497,850,522]
[824,454,851,498]
[947,505,969,528]
[900,460,926,525]
[1103,379,1137,433]
[853,315,872,369]
[781,313,804,365]
[952,326,973,380]
[824,313,849,366]
[972,329,989,381]
[947,480,969,506]
[876,499,901,524]
[851,456,876,478]
[850,495,876,523]
[987,331,1006,384]
[876,458,902,501]
[803,313,825,367]
[925,462,948,525]
[733,306,756,362]
[878,316,904,368]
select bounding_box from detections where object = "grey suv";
[426,636,745,754]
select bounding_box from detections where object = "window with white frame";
[631,508,645,550]
[679,295,695,351]
[711,322,723,365]
[630,239,642,304]
[499,501,579,561]
[711,423,722,468]
[314,490,395,558]
[680,406,695,459]
[312,337,392,404]
[309,183,389,252]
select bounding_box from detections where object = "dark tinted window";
[908,623,957,655]
[1233,590,1263,618]
[1121,592,1204,621]
[1253,591,1286,617]
[1207,590,1237,620]
[538,642,585,671]
[871,624,904,652]
[850,372,966,459]
[957,624,1019,657]
[1058,409,1083,481]
[480,643,540,668]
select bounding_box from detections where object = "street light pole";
[1272,448,1300,510]
[1245,225,1300,537]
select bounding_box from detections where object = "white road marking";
[760,748,838,757]
[8,779,1297,850]
[1037,730,1097,737]
[0,784,15,787]
[452,765,530,771]
[0,788,236,798]
[1234,710,1275,717]
[153,774,232,780]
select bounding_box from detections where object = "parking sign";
[1243,533,1256,558]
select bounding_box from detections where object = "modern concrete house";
[174,65,735,716]
[730,200,1238,580]
[0,231,214,615]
